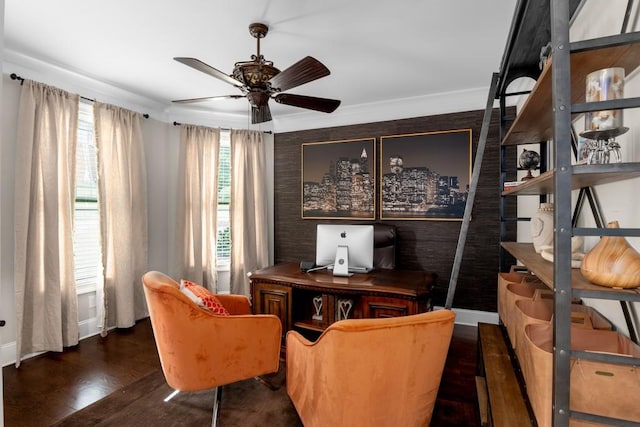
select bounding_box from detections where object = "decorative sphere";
[519,149,541,170]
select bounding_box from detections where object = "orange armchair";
[286,309,455,427]
[141,271,282,422]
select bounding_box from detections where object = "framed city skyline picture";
[302,138,376,219]
[380,129,472,220]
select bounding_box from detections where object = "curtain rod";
[10,73,150,119]
[173,121,272,134]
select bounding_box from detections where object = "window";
[217,130,231,266]
[73,116,230,285]
[73,102,102,294]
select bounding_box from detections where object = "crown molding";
[4,49,508,133]
[3,49,168,120]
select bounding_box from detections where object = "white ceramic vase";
[531,203,554,254]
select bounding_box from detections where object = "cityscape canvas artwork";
[302,138,376,219]
[380,129,472,220]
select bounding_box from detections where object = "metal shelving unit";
[496,0,640,425]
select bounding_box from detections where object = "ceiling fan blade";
[174,57,244,88]
[268,56,330,92]
[172,95,245,104]
[252,104,272,124]
[274,93,341,113]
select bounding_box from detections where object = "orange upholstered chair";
[286,309,455,427]
[141,271,282,424]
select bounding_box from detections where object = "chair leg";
[254,375,280,391]
[211,386,221,427]
[164,387,220,426]
[163,389,180,402]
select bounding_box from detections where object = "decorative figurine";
[312,295,323,320]
[519,148,541,180]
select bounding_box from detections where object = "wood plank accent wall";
[273,108,514,312]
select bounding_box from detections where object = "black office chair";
[373,223,396,269]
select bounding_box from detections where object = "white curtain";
[230,129,269,296]
[176,125,220,291]
[14,80,80,366]
[94,102,147,335]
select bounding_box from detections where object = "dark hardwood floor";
[3,320,161,426]
[3,318,480,426]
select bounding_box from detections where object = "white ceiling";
[3,0,518,132]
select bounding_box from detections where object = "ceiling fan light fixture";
[173,21,340,124]
[232,62,280,88]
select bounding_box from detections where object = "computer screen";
[315,224,374,275]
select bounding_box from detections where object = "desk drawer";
[361,296,427,318]
[251,282,291,340]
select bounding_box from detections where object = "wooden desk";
[249,262,435,340]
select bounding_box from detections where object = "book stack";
[503,181,525,191]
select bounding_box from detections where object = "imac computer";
[315,224,374,276]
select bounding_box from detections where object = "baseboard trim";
[2,318,107,367]
[78,317,101,341]
[434,306,499,326]
[1,341,17,368]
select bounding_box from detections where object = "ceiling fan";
[173,22,341,124]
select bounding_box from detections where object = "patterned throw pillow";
[180,280,230,316]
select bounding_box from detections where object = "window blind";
[217,131,231,264]
[73,102,102,293]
